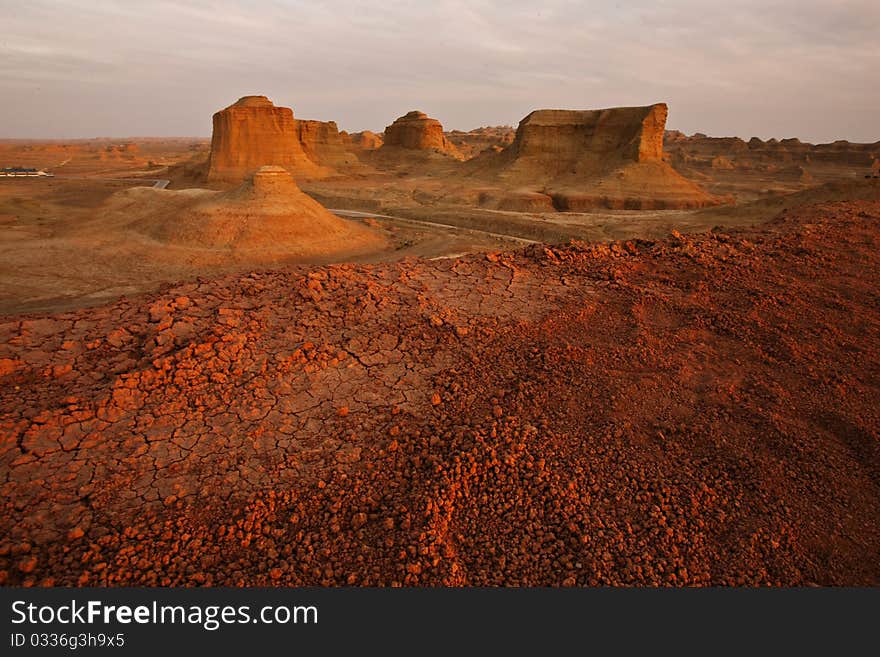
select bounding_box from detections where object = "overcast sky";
[2,0,878,142]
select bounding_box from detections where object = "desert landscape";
[0,88,877,587]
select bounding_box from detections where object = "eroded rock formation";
[466,103,718,209]
[382,111,460,155]
[666,133,879,170]
[206,96,325,183]
[297,120,363,170]
[505,104,668,172]
[663,131,880,195]
[116,166,385,259]
[445,126,515,159]
[349,130,384,150]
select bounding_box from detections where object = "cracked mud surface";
[1,200,879,586]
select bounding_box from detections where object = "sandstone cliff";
[502,105,668,173]
[465,103,718,209]
[206,96,326,183]
[296,119,363,170]
[382,111,460,156]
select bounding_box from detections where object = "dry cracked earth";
[1,200,878,586]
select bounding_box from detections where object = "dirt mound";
[116,166,386,259]
[206,96,329,183]
[466,104,719,209]
[1,197,878,587]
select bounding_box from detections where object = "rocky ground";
[1,199,878,586]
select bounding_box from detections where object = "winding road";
[329,208,538,245]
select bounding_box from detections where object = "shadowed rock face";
[510,104,668,169]
[383,111,458,154]
[206,96,324,183]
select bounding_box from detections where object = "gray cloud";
[1,0,877,142]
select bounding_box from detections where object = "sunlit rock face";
[383,110,459,155]
[206,95,323,183]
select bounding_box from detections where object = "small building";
[0,167,53,177]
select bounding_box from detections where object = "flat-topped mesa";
[511,103,668,167]
[206,95,325,183]
[466,103,721,210]
[382,110,459,155]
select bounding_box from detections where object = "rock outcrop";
[780,165,815,184]
[445,126,515,159]
[711,155,735,170]
[668,133,879,169]
[382,111,460,156]
[466,103,718,209]
[513,105,668,166]
[296,120,363,170]
[349,130,384,151]
[206,96,325,183]
[663,131,880,195]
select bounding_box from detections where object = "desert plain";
[0,95,878,586]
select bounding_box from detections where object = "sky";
[1,0,878,143]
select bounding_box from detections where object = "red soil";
[1,200,878,586]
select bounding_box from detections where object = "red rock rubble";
[1,200,878,586]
